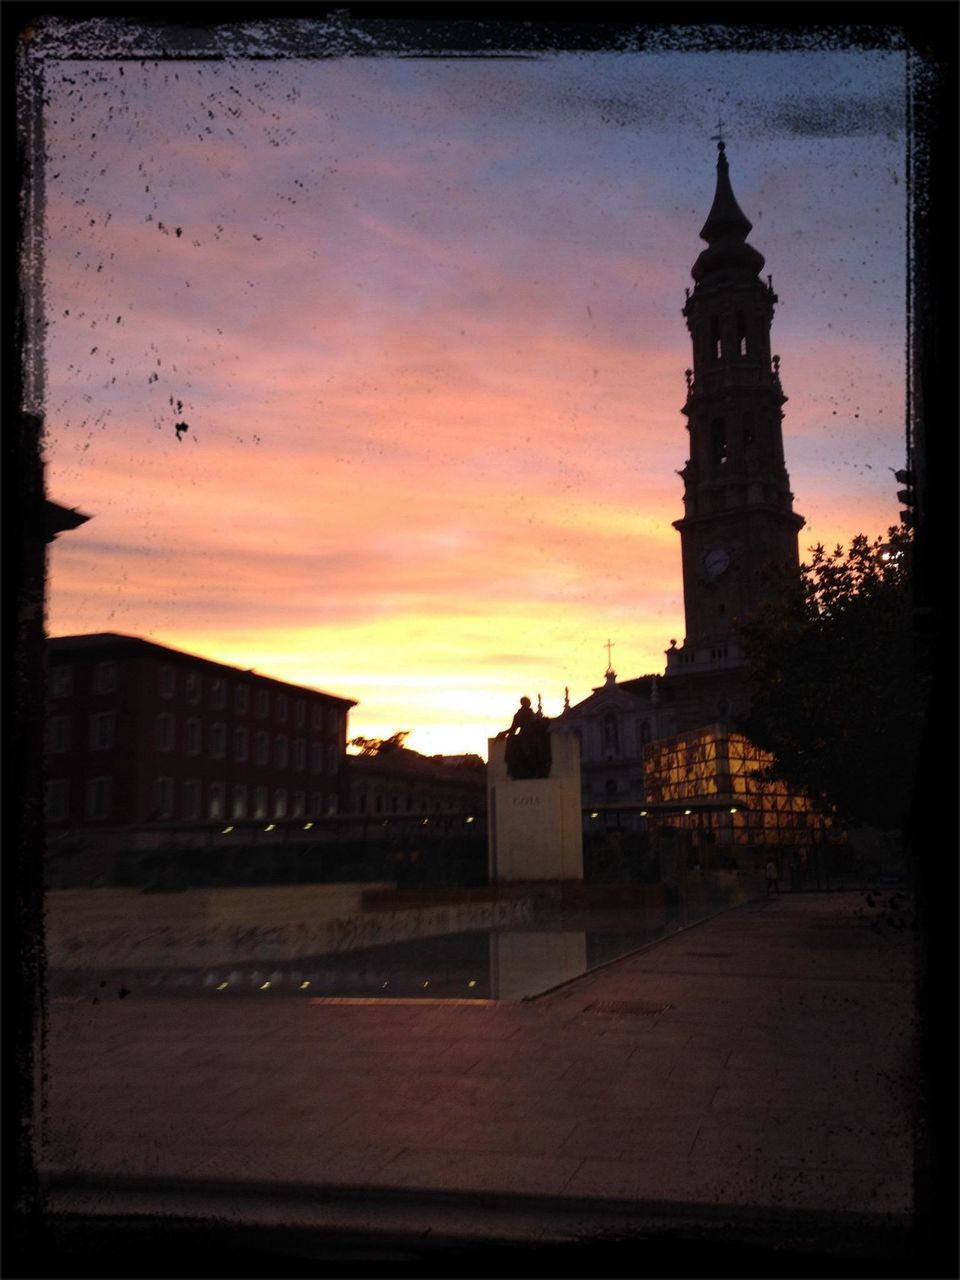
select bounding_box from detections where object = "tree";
[347,731,410,757]
[737,525,927,831]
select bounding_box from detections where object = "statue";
[499,696,552,780]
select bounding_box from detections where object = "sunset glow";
[42,46,907,756]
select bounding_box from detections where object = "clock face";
[704,548,730,578]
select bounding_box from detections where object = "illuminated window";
[231,784,247,820]
[208,781,226,821]
[253,786,268,819]
[274,789,287,818]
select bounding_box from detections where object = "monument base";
[487,732,583,882]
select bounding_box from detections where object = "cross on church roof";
[605,638,615,672]
[710,115,726,150]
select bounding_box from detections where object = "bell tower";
[667,140,804,677]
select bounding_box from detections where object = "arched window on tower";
[711,418,728,467]
[737,312,748,356]
[710,315,722,361]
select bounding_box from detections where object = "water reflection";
[50,888,740,1002]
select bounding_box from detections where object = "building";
[643,724,835,862]
[45,633,355,830]
[556,141,817,841]
[343,748,486,819]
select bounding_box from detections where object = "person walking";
[765,859,781,896]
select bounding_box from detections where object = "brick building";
[45,634,355,829]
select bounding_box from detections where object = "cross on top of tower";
[710,115,726,152]
[605,638,615,672]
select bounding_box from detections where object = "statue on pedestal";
[499,696,552,780]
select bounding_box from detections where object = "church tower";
[666,141,804,680]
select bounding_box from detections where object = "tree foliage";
[738,525,927,831]
[348,731,410,757]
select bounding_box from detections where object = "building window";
[326,795,337,816]
[275,694,288,723]
[292,790,305,818]
[293,738,305,771]
[274,735,288,768]
[93,661,117,694]
[253,786,268,819]
[208,782,226,821]
[254,731,269,766]
[274,789,287,818]
[231,785,247,820]
[151,777,173,819]
[310,742,323,773]
[737,311,748,356]
[235,684,249,715]
[710,314,722,361]
[711,417,728,466]
[603,713,619,754]
[90,711,116,751]
[182,780,201,822]
[638,720,650,747]
[294,700,306,728]
[156,713,175,752]
[255,690,269,719]
[211,678,227,710]
[86,776,113,820]
[325,745,337,775]
[46,778,69,821]
[310,705,323,732]
[311,791,324,817]
[50,666,73,698]
[210,722,227,759]
[158,665,176,699]
[234,727,249,762]
[184,718,202,756]
[185,671,203,703]
[47,715,72,754]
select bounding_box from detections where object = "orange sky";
[40,48,908,757]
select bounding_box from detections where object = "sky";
[38,38,908,758]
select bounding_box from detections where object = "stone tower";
[666,141,804,681]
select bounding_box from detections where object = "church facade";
[555,142,808,825]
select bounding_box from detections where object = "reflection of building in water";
[644,725,837,855]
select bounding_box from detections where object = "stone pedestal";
[487,732,583,882]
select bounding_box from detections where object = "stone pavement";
[39,892,917,1247]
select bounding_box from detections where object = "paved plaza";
[39,891,918,1260]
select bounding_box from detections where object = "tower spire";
[692,139,764,284]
